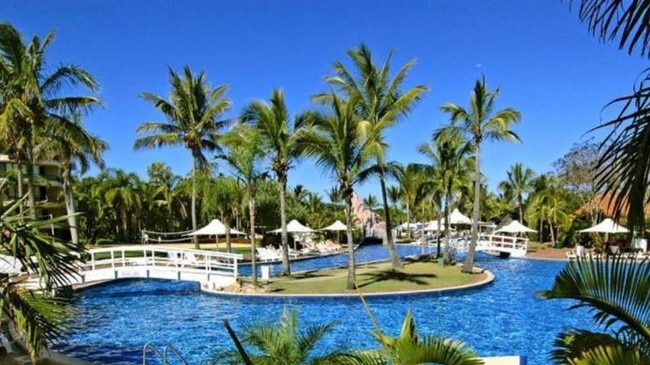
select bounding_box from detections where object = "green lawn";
[261,259,484,295]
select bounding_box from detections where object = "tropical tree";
[552,138,601,225]
[316,43,428,270]
[539,257,650,364]
[134,65,231,248]
[42,113,108,245]
[204,175,242,252]
[440,77,521,273]
[498,162,535,223]
[565,1,650,233]
[216,309,360,365]
[220,125,268,286]
[0,188,82,362]
[421,128,474,262]
[364,307,483,365]
[240,89,308,276]
[300,93,377,290]
[0,23,101,218]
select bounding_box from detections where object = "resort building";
[0,154,65,218]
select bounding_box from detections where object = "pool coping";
[200,268,495,299]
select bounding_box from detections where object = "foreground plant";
[0,192,82,362]
[539,257,650,364]
[216,308,361,365]
[362,307,483,365]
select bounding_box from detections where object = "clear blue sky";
[3,1,647,200]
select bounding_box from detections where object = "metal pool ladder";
[142,343,189,365]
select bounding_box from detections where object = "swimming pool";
[53,245,593,365]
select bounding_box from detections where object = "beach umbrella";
[441,208,472,225]
[496,220,537,233]
[186,219,246,248]
[320,220,349,244]
[579,218,629,234]
[320,220,348,231]
[423,221,445,232]
[268,219,314,249]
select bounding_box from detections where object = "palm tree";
[0,23,101,218]
[0,188,82,362]
[421,128,474,262]
[366,309,483,365]
[300,93,376,290]
[498,162,535,223]
[216,309,360,365]
[134,65,231,248]
[219,125,268,286]
[316,43,428,270]
[566,1,650,234]
[539,257,650,364]
[204,175,242,252]
[440,77,521,273]
[240,89,308,276]
[43,113,108,245]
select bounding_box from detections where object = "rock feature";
[350,192,386,239]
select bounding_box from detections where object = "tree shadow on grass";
[356,270,437,288]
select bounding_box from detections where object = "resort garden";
[2,0,650,363]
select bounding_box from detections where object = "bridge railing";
[478,233,528,251]
[82,246,244,278]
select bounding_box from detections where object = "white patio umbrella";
[423,220,445,232]
[320,220,348,244]
[268,219,314,233]
[442,208,472,225]
[186,219,246,248]
[496,220,537,233]
[320,220,348,231]
[579,218,629,234]
[268,219,314,249]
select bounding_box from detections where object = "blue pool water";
[53,244,593,365]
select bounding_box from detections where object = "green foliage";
[0,190,82,361]
[366,310,483,365]
[539,257,650,364]
[214,309,360,365]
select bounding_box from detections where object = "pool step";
[481,356,527,365]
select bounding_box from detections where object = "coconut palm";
[316,43,428,270]
[539,257,650,364]
[0,187,82,362]
[440,77,521,273]
[240,89,308,276]
[134,65,231,248]
[421,128,474,263]
[300,93,377,290]
[219,125,268,286]
[216,308,361,365]
[204,175,242,252]
[42,113,108,245]
[364,309,483,365]
[566,1,650,234]
[0,23,101,217]
[498,162,535,223]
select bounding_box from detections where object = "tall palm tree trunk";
[345,191,357,290]
[518,196,524,223]
[62,170,79,244]
[463,148,481,273]
[279,174,290,276]
[191,157,199,249]
[249,190,258,286]
[380,174,402,269]
[443,189,453,262]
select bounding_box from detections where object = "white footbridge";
[445,234,528,258]
[30,246,244,290]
